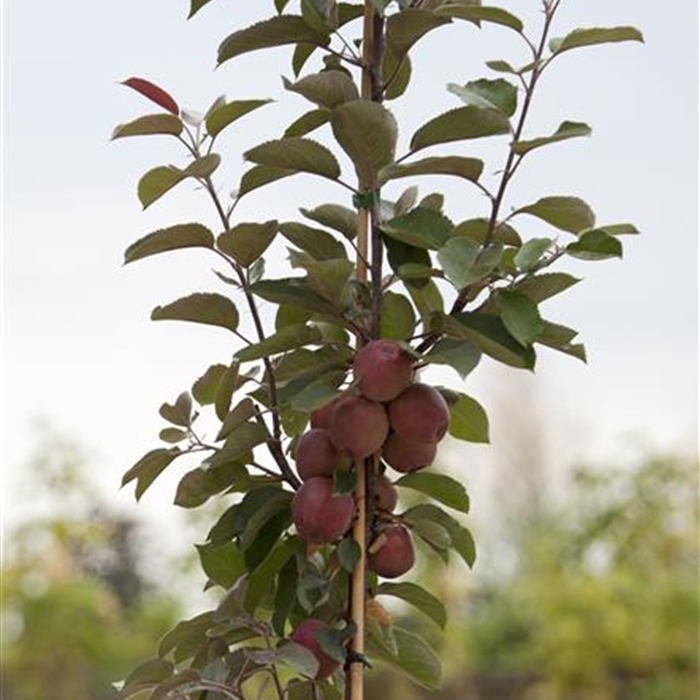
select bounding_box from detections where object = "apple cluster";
[290,339,450,581]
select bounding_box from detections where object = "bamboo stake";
[348,5,377,700]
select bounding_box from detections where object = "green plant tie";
[352,190,380,210]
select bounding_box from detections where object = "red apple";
[292,477,355,544]
[375,473,398,512]
[310,398,340,430]
[368,525,415,579]
[290,618,341,680]
[328,396,389,460]
[382,433,437,473]
[295,429,338,481]
[353,339,414,402]
[388,383,450,444]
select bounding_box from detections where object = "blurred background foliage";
[1,430,697,700]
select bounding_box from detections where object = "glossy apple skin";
[328,396,389,460]
[388,383,450,444]
[353,339,414,402]
[382,433,437,473]
[374,473,399,512]
[291,477,355,544]
[368,525,415,579]
[295,429,338,481]
[290,618,341,680]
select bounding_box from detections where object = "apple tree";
[113,2,643,699]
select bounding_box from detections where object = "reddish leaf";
[122,77,179,115]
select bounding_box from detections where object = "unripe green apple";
[388,383,449,444]
[291,477,355,544]
[353,339,414,402]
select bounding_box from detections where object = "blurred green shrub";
[1,433,179,700]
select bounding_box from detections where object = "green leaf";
[439,238,503,287]
[447,78,517,116]
[205,99,273,137]
[365,622,442,690]
[513,120,591,155]
[237,164,295,197]
[381,207,453,250]
[245,137,340,180]
[236,324,323,362]
[383,48,412,101]
[423,337,481,379]
[485,59,517,73]
[452,218,521,246]
[159,427,188,444]
[494,289,543,346]
[192,364,227,405]
[436,5,524,33]
[279,222,348,260]
[380,292,416,339]
[386,8,451,63]
[516,196,595,234]
[137,166,185,209]
[119,657,174,697]
[437,237,478,288]
[195,541,246,589]
[112,114,183,140]
[550,26,644,55]
[537,321,587,362]
[380,156,483,185]
[284,108,330,138]
[396,472,470,513]
[151,293,239,333]
[600,223,640,236]
[289,375,345,413]
[159,392,193,427]
[188,0,217,18]
[277,644,320,680]
[218,15,330,64]
[216,398,257,441]
[441,391,490,444]
[402,504,476,567]
[124,223,214,264]
[446,312,535,369]
[250,278,338,316]
[214,361,241,422]
[300,204,358,240]
[121,448,181,501]
[183,153,221,179]
[566,228,623,260]
[330,100,398,186]
[239,490,293,550]
[290,254,354,304]
[411,105,511,152]
[158,611,216,661]
[285,70,359,108]
[217,220,278,267]
[244,538,297,612]
[513,237,553,272]
[337,537,362,573]
[209,422,270,467]
[376,581,446,629]
[514,272,580,303]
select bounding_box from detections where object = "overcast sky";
[2,1,698,531]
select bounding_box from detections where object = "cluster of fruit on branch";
[292,339,450,573]
[289,338,450,678]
